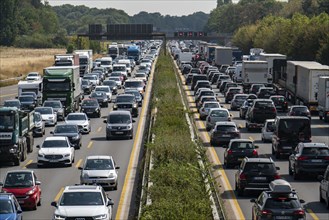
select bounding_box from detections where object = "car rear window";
[302,147,329,156]
[210,110,228,117]
[265,198,300,209]
[216,125,236,132]
[293,107,308,113]
[255,101,273,108]
[244,163,276,173]
[278,119,310,138]
[230,142,254,149]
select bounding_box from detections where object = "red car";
[0,170,41,210]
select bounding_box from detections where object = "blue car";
[0,193,22,220]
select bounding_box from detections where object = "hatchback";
[287,105,311,119]
[0,193,22,219]
[199,101,221,120]
[210,121,241,146]
[34,107,57,126]
[65,113,91,134]
[230,94,248,110]
[206,108,231,131]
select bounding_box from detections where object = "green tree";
[0,0,19,46]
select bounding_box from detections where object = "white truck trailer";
[18,79,43,105]
[74,50,93,76]
[259,53,286,83]
[214,46,232,66]
[285,61,329,112]
[241,60,269,92]
[317,76,329,122]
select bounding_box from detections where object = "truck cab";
[100,57,113,75]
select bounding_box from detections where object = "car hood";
[56,206,107,216]
[20,101,34,105]
[2,186,34,196]
[65,120,87,126]
[83,170,116,178]
[39,148,71,155]
[41,114,54,120]
[0,213,18,220]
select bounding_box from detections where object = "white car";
[65,113,91,134]
[51,185,113,220]
[261,119,275,142]
[26,72,41,81]
[95,86,112,102]
[37,136,75,167]
[134,72,147,83]
[34,107,57,126]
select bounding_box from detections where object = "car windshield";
[292,107,308,113]
[95,87,109,92]
[230,142,254,150]
[83,76,96,80]
[103,81,116,86]
[35,108,52,114]
[113,66,126,71]
[82,100,98,106]
[60,192,103,206]
[204,103,220,109]
[101,60,111,65]
[108,114,131,124]
[135,73,145,78]
[235,96,247,100]
[28,73,38,77]
[278,119,310,138]
[200,91,214,97]
[81,80,89,85]
[42,140,69,148]
[4,101,20,107]
[55,125,78,134]
[91,92,106,98]
[244,163,276,174]
[302,147,329,156]
[216,125,236,132]
[44,102,61,108]
[117,96,134,103]
[109,77,120,82]
[84,159,114,170]
[210,110,228,117]
[265,198,300,209]
[4,172,33,188]
[19,96,34,102]
[0,200,14,213]
[254,101,273,108]
[67,114,86,121]
[272,97,285,101]
[125,81,143,87]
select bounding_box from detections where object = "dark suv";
[250,179,305,220]
[191,74,208,91]
[113,94,139,117]
[246,99,277,130]
[272,116,311,159]
[235,157,281,196]
[289,142,329,180]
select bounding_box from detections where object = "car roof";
[67,113,86,116]
[44,136,67,141]
[6,170,34,174]
[0,193,16,200]
[64,185,103,192]
[209,108,228,112]
[215,121,236,126]
[108,110,131,115]
[244,157,274,163]
[300,142,328,148]
[230,139,252,143]
[86,155,113,160]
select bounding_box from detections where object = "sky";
[46,0,220,16]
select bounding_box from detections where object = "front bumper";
[81,176,117,187]
[15,194,38,209]
[38,155,72,165]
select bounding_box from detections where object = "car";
[261,119,275,143]
[206,108,232,131]
[80,99,101,118]
[256,87,275,99]
[318,165,329,209]
[270,95,288,112]
[43,100,65,121]
[3,99,21,109]
[250,83,265,94]
[185,73,196,85]
[104,111,134,140]
[224,139,259,168]
[230,94,248,110]
[197,95,217,110]
[81,79,93,94]
[193,80,211,94]
[289,142,329,180]
[225,87,243,104]
[88,73,101,84]
[210,72,222,85]
[219,80,233,93]
[124,79,145,95]
[134,72,147,83]
[235,157,281,196]
[245,99,277,131]
[65,113,91,134]
[0,193,23,219]
[95,86,112,102]
[103,80,118,95]
[33,111,45,137]
[26,72,41,81]
[37,136,75,167]
[195,89,215,105]
[223,82,239,95]
[199,101,221,120]
[34,107,57,126]
[239,99,254,119]
[125,89,143,106]
[272,116,311,159]
[83,75,98,87]
[191,74,208,91]
[0,170,41,210]
[18,95,36,111]
[287,105,311,119]
[51,185,114,220]
[113,94,139,117]
[108,76,123,88]
[250,179,306,220]
[79,155,120,190]
[210,121,241,146]
[51,124,82,149]
[216,75,231,89]
[90,91,108,107]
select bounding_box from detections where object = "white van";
[100,57,113,75]
[112,64,127,79]
[118,59,132,76]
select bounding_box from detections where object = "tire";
[106,135,110,140]
[235,183,244,196]
[319,115,323,120]
[288,161,293,175]
[37,197,41,206]
[14,157,20,166]
[320,188,325,203]
[113,183,118,190]
[293,166,300,180]
[326,195,329,209]
[206,126,211,132]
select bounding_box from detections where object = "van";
[118,59,132,76]
[103,111,134,140]
[100,57,113,75]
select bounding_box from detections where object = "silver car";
[261,119,275,142]
[230,94,248,110]
[65,113,91,134]
[206,108,232,131]
[199,101,221,120]
[79,155,120,190]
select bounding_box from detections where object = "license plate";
[282,146,292,149]
[116,131,124,134]
[311,159,322,162]
[49,160,58,163]
[254,177,266,180]
[18,200,24,204]
[275,216,291,220]
[222,134,231,137]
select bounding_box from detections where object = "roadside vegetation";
[140,51,213,219]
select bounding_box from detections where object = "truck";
[214,46,233,66]
[18,79,43,105]
[178,51,193,64]
[127,45,141,64]
[108,44,119,59]
[74,50,93,76]
[118,44,128,56]
[259,53,287,84]
[317,76,329,122]
[42,66,82,114]
[204,44,217,63]
[54,54,80,67]
[285,61,329,112]
[0,107,35,165]
[241,60,269,92]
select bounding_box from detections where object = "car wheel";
[32,202,37,210]
[43,129,45,135]
[288,161,293,175]
[14,157,20,166]
[114,183,118,190]
[37,197,41,206]
[271,145,275,155]
[206,126,211,132]
[320,188,324,203]
[235,183,244,196]
[293,166,300,180]
[326,194,329,209]
[261,136,264,143]
[106,135,111,140]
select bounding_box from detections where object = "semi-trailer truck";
[214,46,232,66]
[74,50,93,76]
[241,60,269,92]
[317,76,329,122]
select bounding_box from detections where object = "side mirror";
[300,199,305,204]
[0,182,3,186]
[78,167,83,170]
[51,201,57,207]
[132,120,136,123]
[254,145,259,149]
[107,199,114,206]
[276,167,280,170]
[17,209,23,214]
[36,145,40,149]
[50,131,54,134]
[103,119,107,124]
[250,198,256,203]
[115,166,120,169]
[318,175,324,181]
[35,181,41,185]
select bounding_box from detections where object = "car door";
[321,168,329,201]
[255,193,265,219]
[33,172,41,200]
[290,144,302,171]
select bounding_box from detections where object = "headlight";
[64,154,70,157]
[58,109,64,113]
[113,105,118,109]
[127,124,132,130]
[81,108,85,111]
[104,98,108,102]
[9,148,17,153]
[83,173,89,178]
[38,153,44,158]
[35,121,42,127]
[133,104,138,108]
[72,135,79,140]
[95,214,107,220]
[108,173,114,178]
[53,214,66,220]
[49,117,54,119]
[107,125,112,129]
[26,188,36,195]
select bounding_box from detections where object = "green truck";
[0,107,35,166]
[42,66,82,114]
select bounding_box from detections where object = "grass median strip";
[140,50,213,219]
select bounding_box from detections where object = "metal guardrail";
[0,76,24,83]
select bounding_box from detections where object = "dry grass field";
[0,47,66,81]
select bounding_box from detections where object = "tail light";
[297,156,308,161]
[252,149,258,156]
[272,108,277,113]
[239,173,247,180]
[324,156,329,160]
[293,210,305,215]
[227,149,233,155]
[261,210,272,215]
[274,174,281,179]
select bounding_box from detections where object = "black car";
[113,94,138,117]
[219,80,233,93]
[191,74,208,91]
[256,87,275,99]
[90,91,108,107]
[235,157,281,196]
[289,142,329,180]
[224,139,259,168]
[51,124,82,149]
[18,95,36,111]
[125,89,143,106]
[246,99,277,130]
[270,95,288,112]
[103,80,118,95]
[193,80,211,93]
[239,99,254,119]
[272,116,311,159]
[225,87,243,104]
[250,179,306,220]
[195,90,215,105]
[80,99,101,118]
[81,79,93,94]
